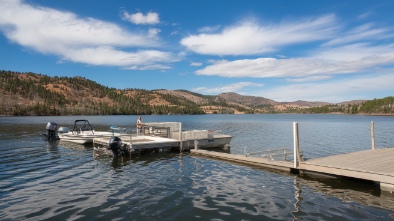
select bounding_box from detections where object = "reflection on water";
[296,172,394,211]
[291,177,302,220]
[1,115,394,220]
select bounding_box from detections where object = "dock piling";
[371,121,375,149]
[293,122,301,168]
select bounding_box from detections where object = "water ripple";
[1,115,394,220]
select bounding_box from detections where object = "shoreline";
[1,112,394,117]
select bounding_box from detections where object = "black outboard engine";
[108,136,122,157]
[46,122,59,141]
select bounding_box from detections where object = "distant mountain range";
[0,70,392,116]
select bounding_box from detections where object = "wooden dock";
[191,122,394,192]
[299,148,394,191]
[191,148,394,192]
[93,135,180,157]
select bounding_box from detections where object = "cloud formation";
[194,73,394,103]
[190,62,202,66]
[193,82,263,94]
[181,15,338,55]
[0,0,176,70]
[195,44,394,78]
[259,73,394,103]
[122,11,160,25]
[186,13,394,82]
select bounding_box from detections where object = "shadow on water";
[294,172,394,212]
[94,149,185,170]
[191,153,394,216]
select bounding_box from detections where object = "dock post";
[371,121,375,149]
[293,122,301,168]
[179,122,183,152]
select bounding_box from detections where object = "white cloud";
[122,11,159,25]
[312,43,394,61]
[190,62,202,66]
[0,0,175,70]
[198,25,221,33]
[254,73,394,103]
[148,28,161,39]
[195,44,394,78]
[64,47,177,68]
[286,75,332,82]
[127,64,172,71]
[358,11,372,20]
[323,23,393,46]
[181,14,338,55]
[193,82,263,94]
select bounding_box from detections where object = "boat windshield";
[72,120,94,132]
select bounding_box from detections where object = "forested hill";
[0,70,393,116]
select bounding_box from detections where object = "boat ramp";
[191,122,394,193]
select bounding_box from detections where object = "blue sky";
[1,0,394,103]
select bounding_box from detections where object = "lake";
[1,114,394,220]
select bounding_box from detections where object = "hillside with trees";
[0,70,393,116]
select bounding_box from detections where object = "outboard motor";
[46,122,59,141]
[108,136,122,157]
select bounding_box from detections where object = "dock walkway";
[299,148,394,189]
[191,148,394,192]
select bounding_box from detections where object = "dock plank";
[301,148,394,183]
[303,149,394,176]
[191,148,394,189]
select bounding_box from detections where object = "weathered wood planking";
[191,148,394,190]
[298,148,394,186]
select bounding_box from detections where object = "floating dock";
[191,122,394,193]
[93,135,180,156]
[92,122,232,157]
[94,135,180,150]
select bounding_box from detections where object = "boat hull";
[181,135,232,149]
[58,132,115,144]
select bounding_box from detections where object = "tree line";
[0,71,206,116]
[1,70,392,116]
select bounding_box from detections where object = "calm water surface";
[1,114,394,220]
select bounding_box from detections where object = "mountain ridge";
[1,70,392,116]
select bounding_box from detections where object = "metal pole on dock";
[293,122,301,168]
[371,121,375,149]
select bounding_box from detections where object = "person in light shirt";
[136,116,143,135]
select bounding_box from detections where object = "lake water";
[1,114,394,220]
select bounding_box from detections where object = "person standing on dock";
[136,116,143,135]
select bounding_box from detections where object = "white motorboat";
[57,120,114,144]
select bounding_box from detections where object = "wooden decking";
[191,148,394,192]
[299,148,394,189]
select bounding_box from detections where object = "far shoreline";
[1,112,394,117]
